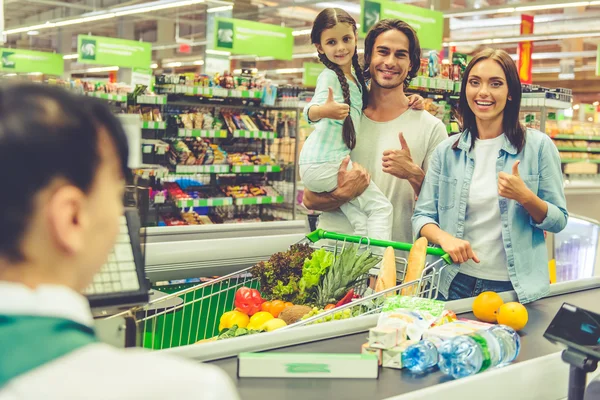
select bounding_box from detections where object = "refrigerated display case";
[551,215,599,283]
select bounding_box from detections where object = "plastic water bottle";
[401,338,444,373]
[438,325,520,379]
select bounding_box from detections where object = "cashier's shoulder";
[85,343,241,399]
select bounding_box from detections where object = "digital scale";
[545,303,600,400]
[84,209,149,311]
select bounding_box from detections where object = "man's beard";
[370,72,405,90]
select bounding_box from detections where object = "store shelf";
[553,135,600,141]
[164,85,263,99]
[521,98,571,109]
[86,92,128,102]
[408,76,456,92]
[557,147,600,153]
[231,165,281,173]
[142,121,166,130]
[233,130,277,139]
[175,165,230,174]
[234,195,284,205]
[177,129,228,138]
[137,95,167,105]
[561,159,600,164]
[176,197,233,208]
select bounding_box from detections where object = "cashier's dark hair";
[0,83,129,263]
[312,7,367,150]
[454,48,526,152]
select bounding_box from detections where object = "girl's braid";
[352,51,369,110]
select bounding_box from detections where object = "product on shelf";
[228,152,275,166]
[223,184,267,198]
[181,211,213,225]
[167,138,227,167]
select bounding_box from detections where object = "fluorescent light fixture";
[588,117,594,122]
[63,53,78,60]
[292,29,312,37]
[273,68,303,74]
[164,62,183,67]
[207,5,233,13]
[5,73,17,76]
[445,7,514,18]
[85,66,119,73]
[316,2,361,14]
[594,101,599,106]
[445,30,600,47]
[3,0,206,36]
[27,30,39,36]
[28,72,43,76]
[515,1,589,11]
[292,52,318,59]
[150,63,159,69]
[573,104,580,110]
[206,49,231,56]
[193,60,204,65]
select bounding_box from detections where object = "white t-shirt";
[459,134,510,281]
[0,282,240,400]
[318,109,448,244]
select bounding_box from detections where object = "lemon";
[261,318,287,332]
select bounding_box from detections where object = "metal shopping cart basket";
[115,229,451,350]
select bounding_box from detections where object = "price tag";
[256,197,263,205]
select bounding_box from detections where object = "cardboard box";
[382,341,415,369]
[368,326,407,349]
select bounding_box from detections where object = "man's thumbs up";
[398,132,411,156]
[512,160,520,177]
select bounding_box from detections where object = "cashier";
[0,84,240,399]
[412,48,568,304]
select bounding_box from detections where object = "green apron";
[0,315,97,388]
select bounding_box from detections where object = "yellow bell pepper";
[219,310,250,332]
[246,311,274,330]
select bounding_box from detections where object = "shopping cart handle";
[306,229,453,264]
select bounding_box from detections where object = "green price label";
[214,18,293,60]
[0,48,64,75]
[78,35,151,69]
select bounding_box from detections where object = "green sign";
[360,0,444,50]
[0,48,63,75]
[214,18,293,60]
[77,35,151,69]
[303,62,325,87]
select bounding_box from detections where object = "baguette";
[401,237,428,296]
[375,247,397,296]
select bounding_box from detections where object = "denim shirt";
[412,128,568,304]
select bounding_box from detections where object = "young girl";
[300,8,393,241]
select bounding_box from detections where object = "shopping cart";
[115,229,451,350]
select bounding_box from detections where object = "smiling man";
[304,19,448,244]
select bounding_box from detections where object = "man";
[304,19,448,244]
[0,84,239,399]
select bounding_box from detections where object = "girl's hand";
[408,94,425,110]
[319,87,350,120]
[439,234,480,264]
[498,161,532,204]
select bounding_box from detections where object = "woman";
[412,48,568,304]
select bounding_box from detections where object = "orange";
[472,291,504,323]
[497,302,528,331]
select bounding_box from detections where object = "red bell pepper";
[234,287,264,316]
[335,288,355,308]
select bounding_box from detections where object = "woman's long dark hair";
[311,8,368,150]
[456,48,526,152]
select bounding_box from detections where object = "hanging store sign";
[77,35,151,69]
[213,18,293,60]
[360,0,443,50]
[0,48,63,75]
[517,15,534,84]
[303,62,325,88]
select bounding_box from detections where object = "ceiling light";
[3,0,206,36]
[63,53,78,59]
[5,73,17,77]
[28,72,43,76]
[588,117,594,122]
[515,1,589,11]
[206,49,231,56]
[27,30,39,36]
[273,68,303,74]
[164,62,183,67]
[594,101,599,106]
[573,104,580,110]
[292,29,312,37]
[445,7,514,18]
[72,66,120,73]
[207,5,233,13]
[193,60,204,65]
[315,2,361,14]
[445,30,600,47]
[150,63,158,69]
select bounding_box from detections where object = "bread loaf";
[375,247,397,296]
[401,237,428,296]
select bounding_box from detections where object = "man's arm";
[303,156,371,212]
